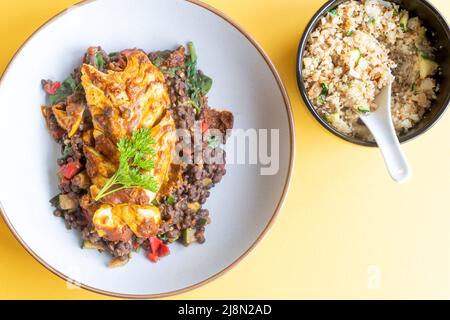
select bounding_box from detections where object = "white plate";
[0,0,294,298]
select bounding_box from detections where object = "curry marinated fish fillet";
[80,50,176,241]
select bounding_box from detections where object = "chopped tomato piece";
[60,161,82,180]
[147,252,159,263]
[149,236,162,254]
[201,120,209,133]
[158,243,170,257]
[44,81,61,95]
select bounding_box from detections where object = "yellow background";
[1,0,450,299]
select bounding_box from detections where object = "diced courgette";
[182,228,196,246]
[419,28,426,39]
[202,178,213,187]
[358,106,370,113]
[82,241,104,251]
[187,202,201,213]
[325,112,352,134]
[400,12,409,32]
[317,94,326,106]
[108,258,129,268]
[325,112,339,124]
[419,54,438,79]
[350,49,361,68]
[59,194,78,210]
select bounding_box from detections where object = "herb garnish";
[49,194,60,208]
[186,42,213,113]
[152,56,164,67]
[94,128,159,201]
[150,50,172,68]
[317,83,329,106]
[197,218,208,227]
[320,83,328,95]
[94,52,105,69]
[165,195,177,205]
[317,95,326,105]
[60,144,72,160]
[49,76,78,105]
[158,233,169,241]
[162,67,181,76]
[207,136,221,149]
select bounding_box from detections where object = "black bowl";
[296,0,450,147]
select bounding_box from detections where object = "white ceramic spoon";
[360,79,411,183]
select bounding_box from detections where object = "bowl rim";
[296,0,450,147]
[0,0,295,299]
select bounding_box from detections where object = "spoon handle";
[369,119,411,183]
[361,78,411,183]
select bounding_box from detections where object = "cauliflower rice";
[302,0,439,140]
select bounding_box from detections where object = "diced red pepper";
[146,236,171,263]
[157,243,170,257]
[201,120,209,133]
[60,161,82,180]
[118,58,126,68]
[149,236,162,254]
[147,252,159,263]
[44,81,61,95]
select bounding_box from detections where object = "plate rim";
[0,0,295,299]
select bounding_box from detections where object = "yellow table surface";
[1,0,450,300]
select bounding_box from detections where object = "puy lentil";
[46,45,233,262]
